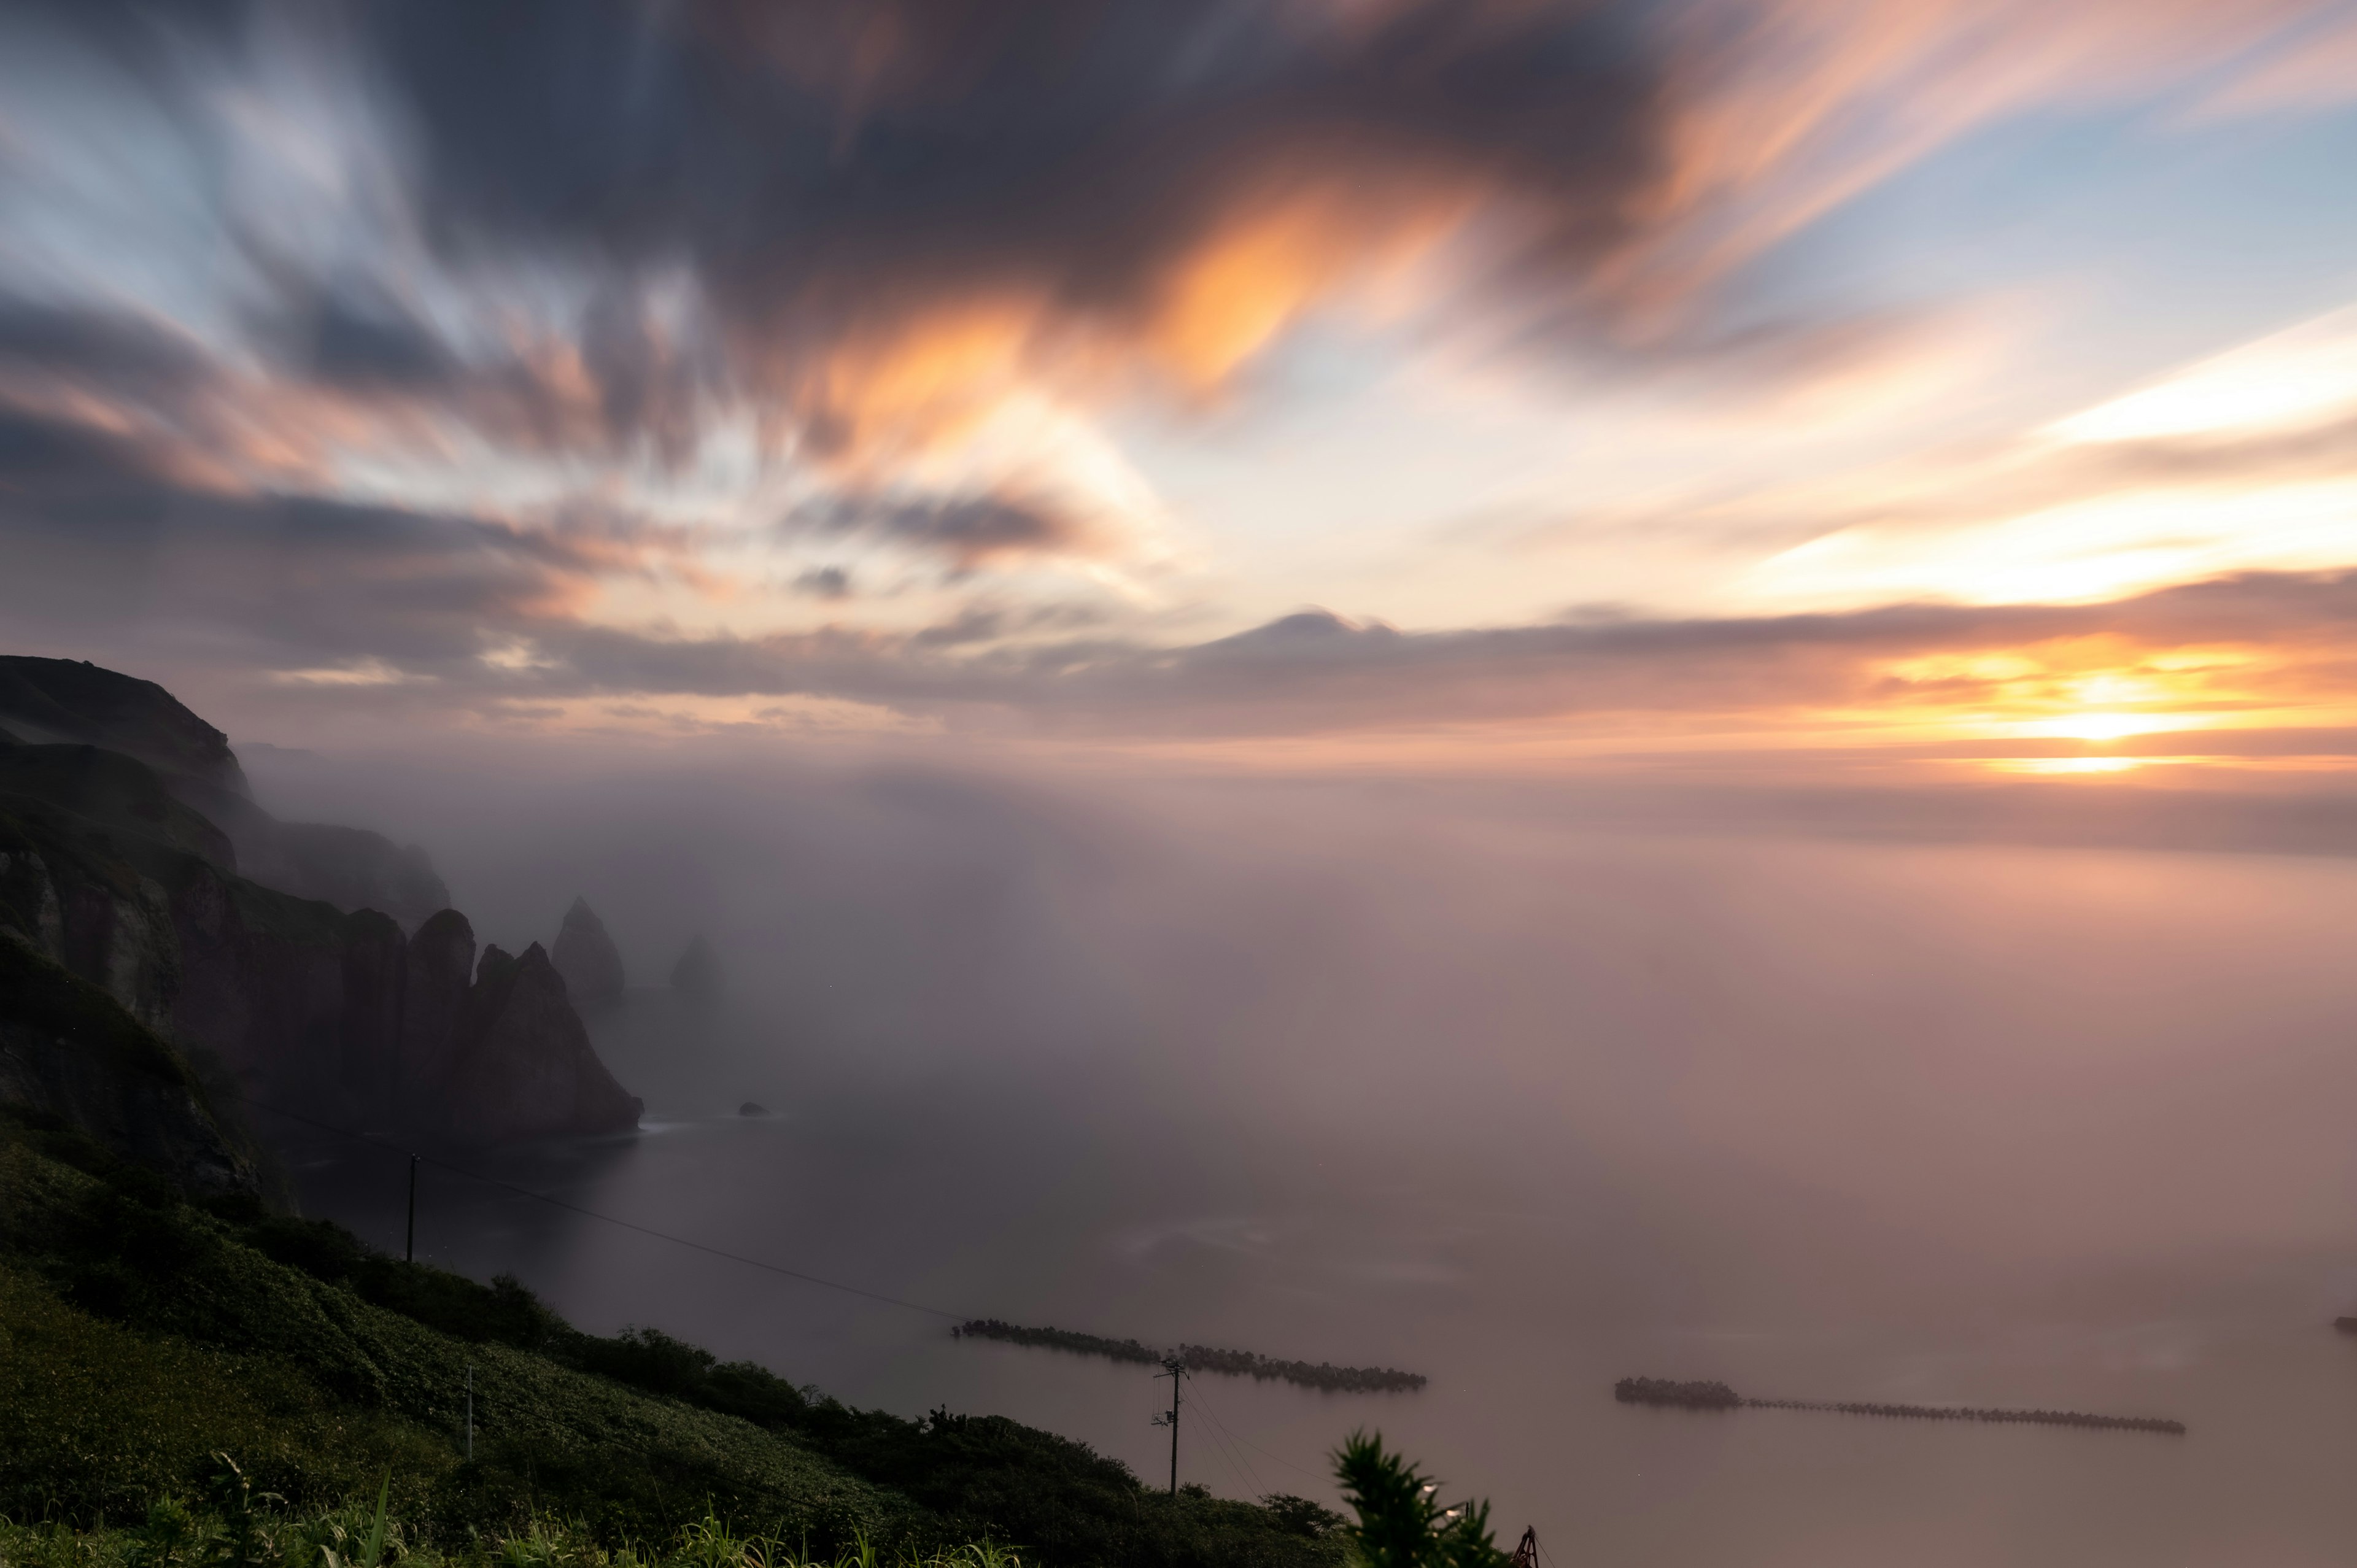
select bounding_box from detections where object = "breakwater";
[1614,1377,2184,1435]
[953,1319,1426,1392]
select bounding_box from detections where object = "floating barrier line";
[1612,1376,2184,1435]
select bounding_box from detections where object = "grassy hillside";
[0,1117,1347,1568]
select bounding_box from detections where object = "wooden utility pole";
[406,1154,419,1262]
[1151,1356,1186,1494]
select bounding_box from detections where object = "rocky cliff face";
[551,897,626,1004]
[0,655,450,925]
[446,943,641,1140]
[0,663,641,1159]
[338,909,407,1102]
[0,657,246,797]
[226,816,449,928]
[397,908,476,1118]
[0,908,255,1199]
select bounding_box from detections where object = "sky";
[5,0,2357,789]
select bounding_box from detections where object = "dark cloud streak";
[360,0,1672,449]
[783,490,1100,568]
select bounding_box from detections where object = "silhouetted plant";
[1331,1434,1504,1568]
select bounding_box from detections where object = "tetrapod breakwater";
[953,1319,1427,1392]
[1614,1377,2185,1435]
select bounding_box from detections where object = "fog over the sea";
[252,738,2357,1566]
[255,740,2357,1289]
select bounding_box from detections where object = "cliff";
[448,942,641,1138]
[0,662,640,1161]
[551,896,626,1003]
[0,656,449,925]
[0,930,256,1197]
[0,657,246,797]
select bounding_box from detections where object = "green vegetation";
[1330,1435,1503,1568]
[0,1494,1032,1568]
[0,1443,1435,1568]
[0,1114,1347,1568]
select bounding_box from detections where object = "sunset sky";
[6,0,2357,781]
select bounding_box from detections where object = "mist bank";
[217,731,2357,1323]
[227,730,2357,1568]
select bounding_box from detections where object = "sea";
[261,767,2357,1568]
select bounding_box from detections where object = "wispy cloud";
[2,0,2355,771]
[2187,10,2357,118]
[9,0,2337,483]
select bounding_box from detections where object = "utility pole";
[465,1362,474,1462]
[405,1154,419,1263]
[1151,1356,1186,1494]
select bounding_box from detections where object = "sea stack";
[397,909,477,1118]
[670,933,723,998]
[551,896,626,1005]
[447,943,643,1140]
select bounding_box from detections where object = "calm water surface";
[279,825,2357,1568]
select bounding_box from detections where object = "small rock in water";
[739,1101,773,1118]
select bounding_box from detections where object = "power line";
[1182,1377,1330,1487]
[1182,1378,1269,1498]
[1180,1378,1265,1494]
[229,1091,967,1321]
[1198,1414,1264,1498]
[227,1089,1347,1504]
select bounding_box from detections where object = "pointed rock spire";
[551,895,626,1004]
[669,933,722,998]
[448,942,641,1140]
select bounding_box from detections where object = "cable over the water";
[230,1090,1403,1391]
[1612,1377,2185,1435]
[229,1091,968,1319]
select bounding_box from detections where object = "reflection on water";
[280,809,2357,1568]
